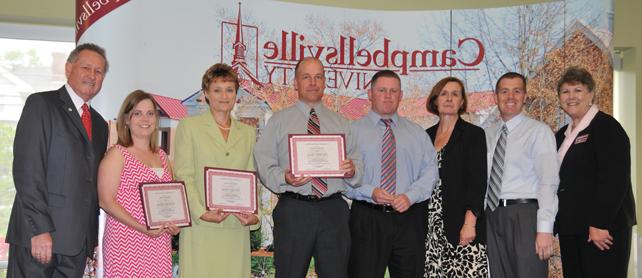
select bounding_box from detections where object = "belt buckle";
[501,199,508,207]
[382,205,394,212]
[302,194,319,201]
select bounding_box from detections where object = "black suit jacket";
[555,111,636,235]
[7,86,108,256]
[426,118,487,245]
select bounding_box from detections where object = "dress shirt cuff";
[359,184,376,200]
[404,190,421,205]
[537,220,554,233]
[345,175,360,188]
[343,165,363,188]
[278,171,287,188]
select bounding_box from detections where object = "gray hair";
[67,43,109,73]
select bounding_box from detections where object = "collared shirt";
[558,104,599,161]
[345,111,438,204]
[485,113,559,233]
[254,101,363,196]
[65,83,89,117]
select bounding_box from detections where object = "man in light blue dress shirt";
[484,72,559,278]
[345,70,438,278]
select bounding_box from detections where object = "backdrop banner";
[78,0,613,277]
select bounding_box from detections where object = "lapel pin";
[574,134,589,144]
[67,108,73,112]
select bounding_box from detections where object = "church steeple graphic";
[232,2,246,63]
[229,2,261,87]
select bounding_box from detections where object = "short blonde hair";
[202,63,239,90]
[116,90,160,152]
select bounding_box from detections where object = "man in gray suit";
[6,43,110,277]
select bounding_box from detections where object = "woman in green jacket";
[174,63,259,277]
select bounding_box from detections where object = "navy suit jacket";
[7,86,108,256]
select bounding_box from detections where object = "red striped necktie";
[380,119,396,194]
[307,108,327,197]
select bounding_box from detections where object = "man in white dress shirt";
[484,72,559,278]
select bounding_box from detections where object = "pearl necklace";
[216,121,231,130]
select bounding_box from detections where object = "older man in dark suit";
[6,43,110,277]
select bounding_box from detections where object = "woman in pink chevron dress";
[98,90,180,277]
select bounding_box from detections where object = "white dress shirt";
[65,83,89,116]
[485,113,559,233]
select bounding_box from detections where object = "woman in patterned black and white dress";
[424,77,489,277]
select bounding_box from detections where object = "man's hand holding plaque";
[288,134,347,177]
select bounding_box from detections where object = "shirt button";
[225,152,230,156]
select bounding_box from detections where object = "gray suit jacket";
[6,86,108,256]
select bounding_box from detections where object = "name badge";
[574,134,589,144]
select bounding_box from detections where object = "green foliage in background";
[1,49,41,70]
[250,229,262,251]
[251,256,274,277]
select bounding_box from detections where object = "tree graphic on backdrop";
[208,2,613,277]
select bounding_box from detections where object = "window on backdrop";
[0,38,75,268]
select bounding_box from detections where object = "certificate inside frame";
[204,167,258,214]
[288,134,347,177]
[139,181,192,230]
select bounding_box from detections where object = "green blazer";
[174,112,258,230]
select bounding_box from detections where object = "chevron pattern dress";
[103,145,173,277]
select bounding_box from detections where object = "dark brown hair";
[495,72,526,93]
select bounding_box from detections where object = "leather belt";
[354,200,396,213]
[497,198,538,207]
[279,192,341,202]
